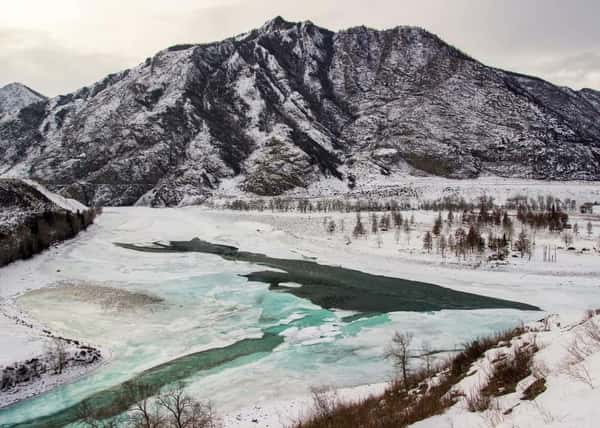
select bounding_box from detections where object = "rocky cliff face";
[0,179,97,266]
[1,17,600,206]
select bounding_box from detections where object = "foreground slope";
[1,17,600,206]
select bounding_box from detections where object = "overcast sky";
[1,0,599,97]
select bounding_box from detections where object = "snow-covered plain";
[1,191,600,426]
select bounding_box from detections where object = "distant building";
[581,202,600,214]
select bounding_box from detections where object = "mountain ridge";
[1,17,599,206]
[0,83,47,116]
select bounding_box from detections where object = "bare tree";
[47,338,69,375]
[157,382,217,428]
[423,231,433,253]
[439,234,448,258]
[403,221,411,245]
[433,212,443,236]
[385,332,414,390]
[562,232,574,247]
[515,229,531,259]
[76,401,119,428]
[447,209,454,226]
[352,213,366,238]
[371,213,379,234]
[376,232,383,248]
[124,382,163,428]
[420,341,434,375]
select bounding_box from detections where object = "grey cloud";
[0,28,137,96]
[1,0,599,95]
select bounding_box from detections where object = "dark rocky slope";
[0,179,98,266]
[1,17,599,206]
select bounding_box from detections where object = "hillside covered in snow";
[1,17,600,207]
[0,83,47,116]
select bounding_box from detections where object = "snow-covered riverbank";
[0,297,107,409]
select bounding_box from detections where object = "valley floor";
[1,178,600,427]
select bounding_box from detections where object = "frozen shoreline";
[222,382,389,428]
[0,296,109,410]
[0,349,109,410]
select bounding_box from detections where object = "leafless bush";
[482,403,504,427]
[531,400,556,424]
[521,377,547,401]
[562,337,596,389]
[531,361,550,380]
[309,386,339,419]
[123,382,163,428]
[566,335,594,362]
[483,344,537,397]
[385,331,414,390]
[77,382,220,428]
[157,382,219,428]
[76,401,119,428]
[465,388,491,412]
[584,319,600,343]
[565,363,594,389]
[46,337,69,375]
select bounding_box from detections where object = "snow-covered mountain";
[1,17,600,206]
[0,83,47,116]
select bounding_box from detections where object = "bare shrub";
[562,336,596,389]
[385,331,414,390]
[123,382,163,428]
[47,337,69,375]
[465,388,490,412]
[531,360,550,380]
[76,401,120,428]
[563,362,595,389]
[483,344,537,397]
[157,382,218,428]
[584,319,600,343]
[309,386,339,419]
[531,400,556,424]
[450,326,525,379]
[522,378,547,400]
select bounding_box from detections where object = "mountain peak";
[0,82,47,115]
[1,20,600,207]
[259,16,318,33]
[260,16,294,31]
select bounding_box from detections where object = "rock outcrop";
[0,179,98,266]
